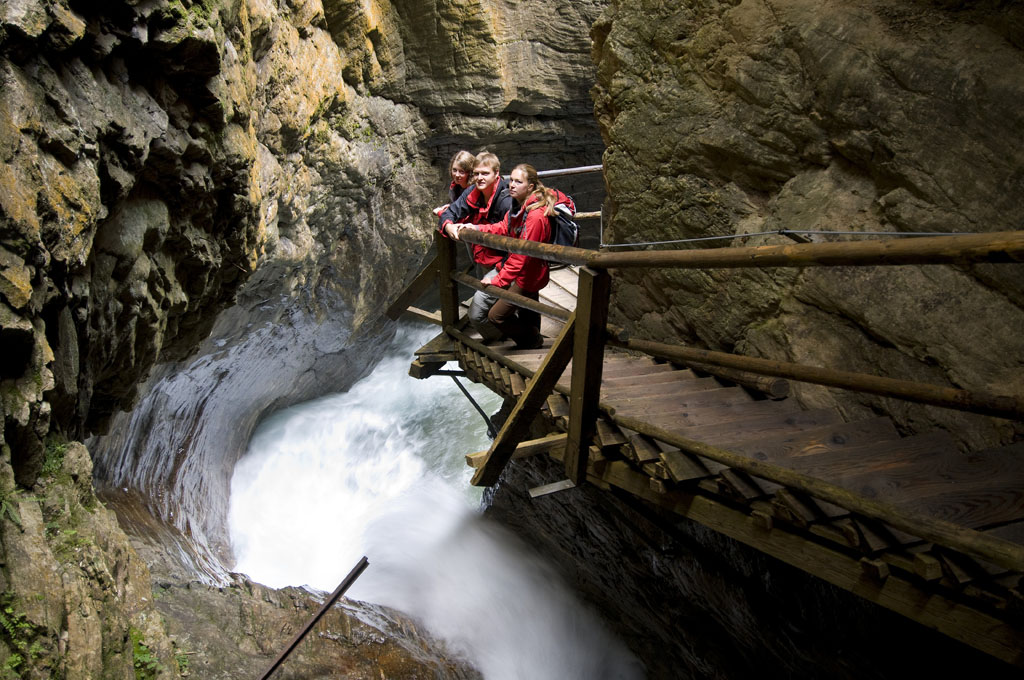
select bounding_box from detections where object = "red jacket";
[438,179,513,269]
[480,194,552,292]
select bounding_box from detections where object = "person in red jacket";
[457,164,561,349]
[437,151,512,273]
[438,152,514,341]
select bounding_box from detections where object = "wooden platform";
[411,266,1024,666]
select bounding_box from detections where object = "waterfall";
[228,323,644,679]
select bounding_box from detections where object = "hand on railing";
[447,223,478,241]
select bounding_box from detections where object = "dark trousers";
[488,283,541,346]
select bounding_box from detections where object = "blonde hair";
[473,151,501,174]
[450,150,476,177]
[513,164,557,215]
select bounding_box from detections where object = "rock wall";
[591,0,1024,449]
[1,0,606,675]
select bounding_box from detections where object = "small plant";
[174,649,191,676]
[41,439,68,478]
[0,596,45,679]
[0,494,21,530]
[130,628,163,679]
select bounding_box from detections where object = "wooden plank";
[529,479,576,498]
[510,373,526,397]
[601,377,723,400]
[386,254,439,320]
[465,433,569,469]
[722,417,901,463]
[871,445,1024,530]
[566,268,610,486]
[601,369,699,387]
[606,386,756,415]
[595,419,628,450]
[401,306,442,325]
[663,408,845,446]
[546,394,570,427]
[629,434,662,465]
[415,330,456,357]
[471,317,577,487]
[408,359,444,380]
[637,398,801,429]
[659,449,711,483]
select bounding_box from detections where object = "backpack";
[549,192,579,248]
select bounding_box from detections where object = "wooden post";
[471,316,577,487]
[435,231,458,328]
[565,267,610,485]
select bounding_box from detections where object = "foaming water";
[228,323,643,679]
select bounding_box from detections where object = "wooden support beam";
[585,458,1024,667]
[471,316,577,487]
[408,359,445,380]
[401,306,442,326]
[566,267,610,486]
[465,433,569,468]
[385,255,439,320]
[609,413,1024,573]
[436,232,459,328]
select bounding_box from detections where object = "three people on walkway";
[440,158,570,350]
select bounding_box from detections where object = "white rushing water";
[228,323,644,679]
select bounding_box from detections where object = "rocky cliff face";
[0,0,605,676]
[591,0,1024,449]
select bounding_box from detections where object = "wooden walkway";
[411,266,1024,666]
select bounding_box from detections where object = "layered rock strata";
[591,0,1024,449]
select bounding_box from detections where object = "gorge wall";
[0,0,604,676]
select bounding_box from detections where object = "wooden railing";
[394,227,1024,572]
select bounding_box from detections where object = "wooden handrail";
[610,336,1024,421]
[456,228,1024,269]
[451,271,571,320]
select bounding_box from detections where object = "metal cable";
[599,228,975,249]
[450,375,498,438]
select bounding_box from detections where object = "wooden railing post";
[436,231,458,328]
[565,267,610,486]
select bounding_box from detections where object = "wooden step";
[878,442,1024,530]
[666,408,846,446]
[602,379,732,402]
[640,398,801,429]
[609,387,757,415]
[770,431,957,489]
[601,369,700,387]
[722,417,902,463]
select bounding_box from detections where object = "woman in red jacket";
[457,164,559,349]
